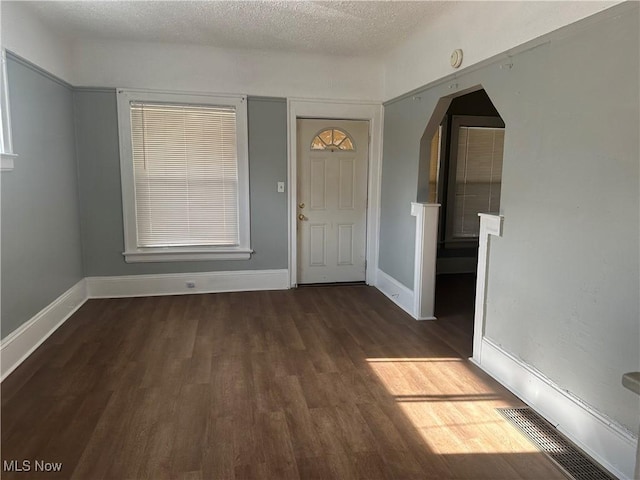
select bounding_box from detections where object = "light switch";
[277,181,285,193]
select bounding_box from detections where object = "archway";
[417,87,505,357]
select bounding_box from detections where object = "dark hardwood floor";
[1,282,564,479]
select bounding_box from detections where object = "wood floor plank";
[211,354,254,417]
[308,407,360,479]
[274,375,323,460]
[259,411,300,480]
[169,384,211,474]
[294,456,334,479]
[352,452,393,480]
[1,394,86,479]
[71,387,147,480]
[201,415,236,480]
[233,462,268,479]
[184,334,214,385]
[1,281,566,479]
[134,399,179,479]
[229,408,265,468]
[40,389,113,480]
[333,403,378,454]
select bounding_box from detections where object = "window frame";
[1,49,18,172]
[116,89,252,263]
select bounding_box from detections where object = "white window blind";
[130,102,239,248]
[453,126,504,237]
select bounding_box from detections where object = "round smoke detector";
[450,49,463,68]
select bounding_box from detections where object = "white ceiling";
[22,1,449,56]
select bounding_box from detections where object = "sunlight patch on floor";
[366,357,540,455]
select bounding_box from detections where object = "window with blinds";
[452,126,504,238]
[131,102,239,247]
[117,90,250,262]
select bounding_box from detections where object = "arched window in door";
[310,128,355,151]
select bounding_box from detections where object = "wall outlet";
[186,281,196,289]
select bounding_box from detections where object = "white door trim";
[471,213,504,365]
[287,98,384,287]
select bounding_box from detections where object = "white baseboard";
[86,269,290,298]
[1,279,88,381]
[375,269,415,318]
[479,337,637,480]
[2,269,289,382]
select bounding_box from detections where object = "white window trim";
[116,89,252,262]
[1,49,18,172]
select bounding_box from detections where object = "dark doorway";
[433,272,477,357]
[425,88,505,352]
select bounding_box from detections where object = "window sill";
[1,152,18,172]
[123,248,253,263]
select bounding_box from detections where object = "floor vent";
[496,407,615,480]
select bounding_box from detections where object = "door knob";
[298,203,305,209]
[298,214,306,221]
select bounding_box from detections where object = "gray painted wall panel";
[75,92,288,276]
[379,97,437,288]
[483,10,639,434]
[379,4,639,432]
[1,58,83,339]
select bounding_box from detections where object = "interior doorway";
[296,119,369,284]
[424,89,505,355]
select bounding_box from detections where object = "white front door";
[297,119,369,284]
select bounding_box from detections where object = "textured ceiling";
[22,1,449,56]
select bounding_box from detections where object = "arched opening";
[418,87,505,355]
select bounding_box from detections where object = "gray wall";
[378,99,425,287]
[378,3,639,433]
[74,92,288,276]
[1,55,83,339]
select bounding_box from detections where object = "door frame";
[287,98,383,288]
